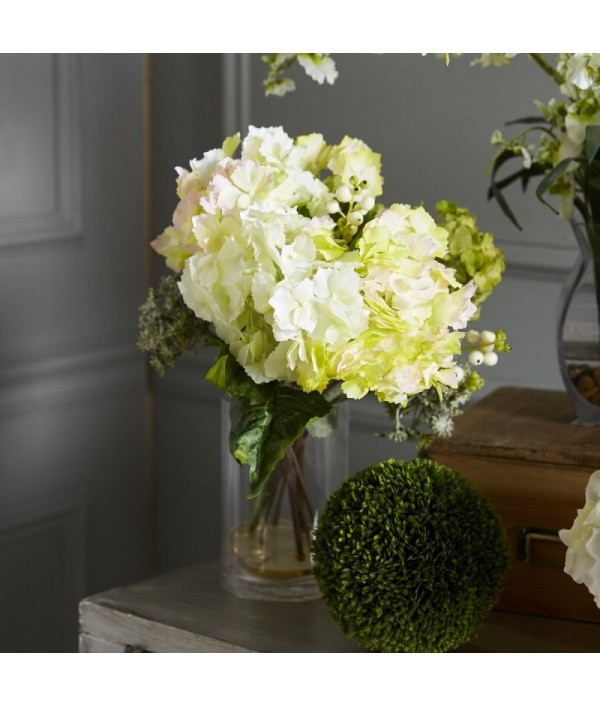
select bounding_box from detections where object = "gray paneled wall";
[0,55,147,651]
[149,55,226,573]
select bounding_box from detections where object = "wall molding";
[0,493,88,651]
[0,54,83,250]
[500,239,577,277]
[0,342,142,419]
[222,54,252,138]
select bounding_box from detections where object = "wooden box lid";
[430,386,600,469]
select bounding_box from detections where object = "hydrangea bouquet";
[139,126,506,504]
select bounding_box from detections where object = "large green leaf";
[206,352,332,497]
[205,353,271,402]
[230,384,332,498]
[586,125,600,164]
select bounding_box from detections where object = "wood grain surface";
[430,386,600,468]
[79,561,600,653]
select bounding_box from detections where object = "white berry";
[359,196,375,211]
[336,185,352,203]
[468,350,484,366]
[480,330,496,345]
[466,330,480,344]
[348,211,364,226]
[483,351,498,367]
[326,201,339,214]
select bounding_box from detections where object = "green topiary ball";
[312,458,509,652]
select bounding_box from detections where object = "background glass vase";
[558,221,600,425]
[221,399,349,601]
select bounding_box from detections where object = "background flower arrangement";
[262,54,600,227]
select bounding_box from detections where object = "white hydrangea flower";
[328,136,383,201]
[178,236,254,343]
[241,125,295,167]
[565,53,595,90]
[189,148,228,188]
[559,470,600,610]
[287,133,327,171]
[297,54,338,86]
[201,160,278,215]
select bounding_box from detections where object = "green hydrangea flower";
[436,200,505,317]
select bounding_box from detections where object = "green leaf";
[535,157,584,212]
[488,183,522,230]
[486,163,547,199]
[205,353,270,402]
[490,148,520,178]
[488,151,522,229]
[505,116,548,126]
[206,352,332,497]
[230,385,332,498]
[586,125,600,164]
[222,132,241,158]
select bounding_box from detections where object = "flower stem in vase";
[563,216,600,412]
[231,434,315,579]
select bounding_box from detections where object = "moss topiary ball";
[312,458,509,652]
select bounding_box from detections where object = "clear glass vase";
[558,220,600,425]
[220,399,349,601]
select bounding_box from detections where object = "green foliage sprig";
[381,367,484,450]
[137,275,220,376]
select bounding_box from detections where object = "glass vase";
[557,220,600,425]
[221,399,349,601]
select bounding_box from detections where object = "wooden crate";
[426,386,600,624]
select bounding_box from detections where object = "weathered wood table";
[79,561,600,652]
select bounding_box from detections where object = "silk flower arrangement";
[138,126,506,502]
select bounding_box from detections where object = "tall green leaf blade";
[490,148,519,178]
[489,183,522,230]
[487,149,525,229]
[506,116,548,125]
[586,125,600,164]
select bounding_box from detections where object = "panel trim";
[0,54,83,249]
[0,493,88,651]
[0,342,142,418]
[222,54,252,137]
[501,239,577,276]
